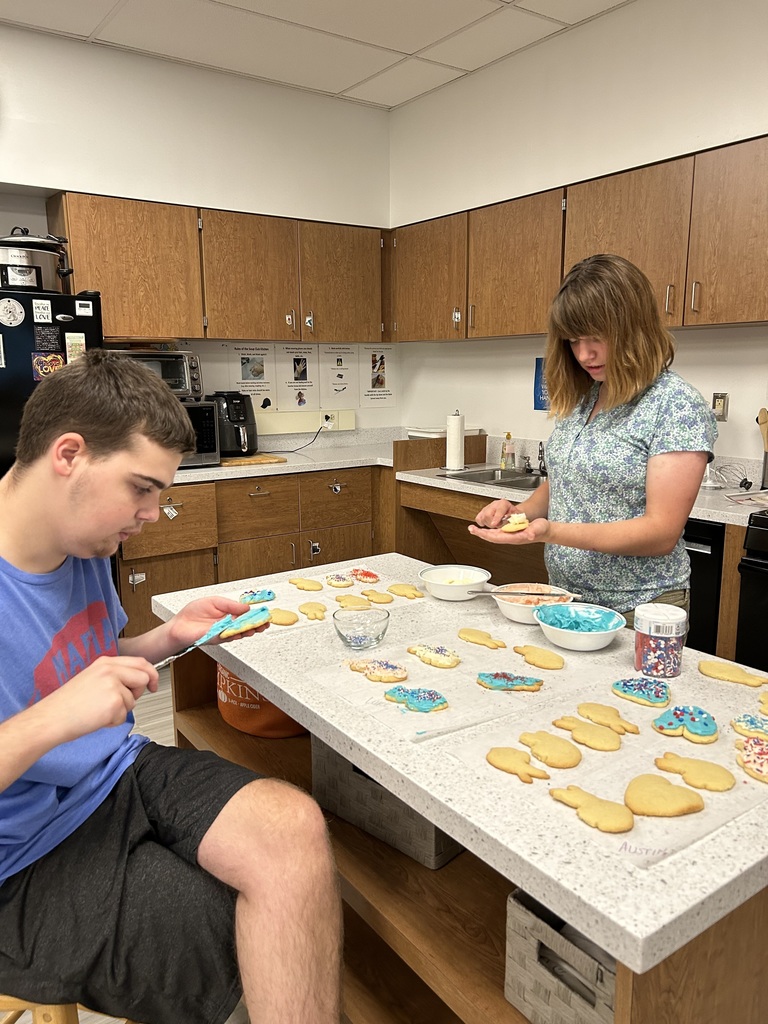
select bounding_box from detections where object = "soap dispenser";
[502,431,515,470]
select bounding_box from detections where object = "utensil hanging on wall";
[757,408,768,452]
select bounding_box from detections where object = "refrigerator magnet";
[65,333,87,361]
[31,352,66,381]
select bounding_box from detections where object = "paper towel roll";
[445,410,465,471]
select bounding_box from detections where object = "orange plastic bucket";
[216,663,307,738]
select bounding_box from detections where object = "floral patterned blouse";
[544,370,718,612]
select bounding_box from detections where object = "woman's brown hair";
[544,254,675,417]
[14,350,196,468]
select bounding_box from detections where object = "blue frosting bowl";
[533,602,626,651]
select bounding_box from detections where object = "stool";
[0,996,138,1024]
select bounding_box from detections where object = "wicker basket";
[505,890,616,1024]
[311,737,463,869]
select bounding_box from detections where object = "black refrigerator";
[0,289,103,476]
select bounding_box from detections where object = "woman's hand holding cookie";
[473,498,515,530]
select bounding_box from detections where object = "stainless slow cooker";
[0,226,73,292]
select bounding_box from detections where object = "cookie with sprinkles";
[349,658,408,683]
[476,672,543,692]
[407,643,461,668]
[611,678,671,707]
[735,737,768,784]
[239,588,276,604]
[349,567,380,584]
[652,705,718,744]
[731,712,768,740]
[384,686,449,712]
[326,572,354,588]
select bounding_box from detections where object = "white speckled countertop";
[173,442,393,484]
[152,552,768,975]
[396,466,757,528]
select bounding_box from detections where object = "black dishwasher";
[735,509,768,672]
[683,518,724,655]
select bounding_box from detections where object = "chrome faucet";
[538,442,547,476]
[522,455,532,474]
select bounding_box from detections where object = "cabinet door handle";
[128,568,146,592]
[247,488,271,497]
[290,542,297,566]
[161,501,184,509]
[308,539,321,561]
[468,303,475,329]
[304,310,314,333]
[452,307,461,330]
[664,284,674,315]
[286,309,296,332]
[690,280,700,313]
[328,480,347,494]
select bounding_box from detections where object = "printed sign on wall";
[359,345,397,408]
[233,344,277,410]
[319,344,360,407]
[275,344,320,410]
[534,356,549,411]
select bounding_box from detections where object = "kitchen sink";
[438,467,546,489]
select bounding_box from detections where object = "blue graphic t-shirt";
[0,554,148,884]
[544,370,718,612]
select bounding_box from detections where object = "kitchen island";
[153,552,768,1024]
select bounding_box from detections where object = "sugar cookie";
[288,577,323,592]
[384,685,448,712]
[652,705,718,744]
[550,786,634,834]
[731,712,768,740]
[349,658,408,683]
[360,588,394,604]
[407,644,461,668]
[326,572,354,588]
[215,605,271,639]
[552,716,621,751]
[760,692,768,715]
[519,731,581,769]
[500,513,529,533]
[349,568,380,584]
[387,583,424,599]
[298,601,327,621]
[624,774,705,817]
[335,594,372,610]
[486,747,550,783]
[458,628,506,650]
[577,703,639,735]
[611,678,671,707]
[268,608,299,626]
[239,588,276,604]
[513,645,564,670]
[476,672,543,693]
[698,660,767,687]
[735,737,768,784]
[654,751,735,792]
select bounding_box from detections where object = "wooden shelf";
[174,704,527,1024]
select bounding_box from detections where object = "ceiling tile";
[218,0,504,53]
[0,0,117,36]
[99,0,401,93]
[342,59,466,108]
[420,6,563,71]
[515,0,631,26]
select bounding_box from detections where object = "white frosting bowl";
[489,582,574,624]
[533,603,626,651]
[418,564,492,601]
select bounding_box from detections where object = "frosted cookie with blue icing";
[611,678,671,707]
[731,712,768,740]
[214,604,271,639]
[407,644,460,668]
[239,588,275,604]
[384,686,449,712]
[652,705,718,744]
[476,672,542,692]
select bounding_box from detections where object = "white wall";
[389,0,768,224]
[0,27,389,226]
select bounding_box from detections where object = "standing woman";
[469,254,717,621]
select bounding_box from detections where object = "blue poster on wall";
[534,357,549,411]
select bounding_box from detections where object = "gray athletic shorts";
[0,742,262,1024]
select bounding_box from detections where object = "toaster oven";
[107,349,204,399]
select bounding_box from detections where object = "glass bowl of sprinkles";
[333,608,390,649]
[533,603,626,651]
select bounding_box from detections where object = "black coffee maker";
[206,391,258,456]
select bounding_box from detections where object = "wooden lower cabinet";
[299,522,373,569]
[217,534,301,583]
[118,549,216,637]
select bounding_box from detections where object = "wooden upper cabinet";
[200,209,300,341]
[685,137,768,325]
[298,221,382,342]
[468,189,564,338]
[563,158,694,327]
[46,192,204,339]
[392,213,468,342]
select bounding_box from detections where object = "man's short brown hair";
[14,350,196,467]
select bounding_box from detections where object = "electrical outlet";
[712,392,729,422]
[323,411,338,430]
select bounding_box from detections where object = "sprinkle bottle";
[633,603,688,678]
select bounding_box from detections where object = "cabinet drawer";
[120,483,217,559]
[216,475,300,542]
[299,468,372,531]
[217,535,300,583]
